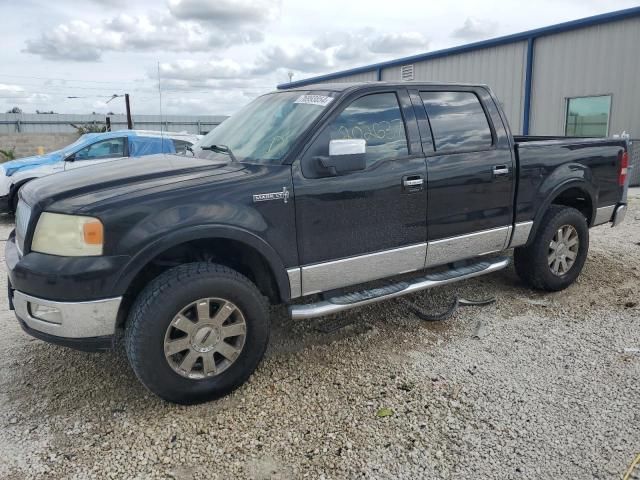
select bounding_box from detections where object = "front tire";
[125,263,270,404]
[514,205,589,291]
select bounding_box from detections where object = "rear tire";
[125,262,270,404]
[514,205,589,291]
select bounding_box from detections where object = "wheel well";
[550,187,593,224]
[119,239,281,325]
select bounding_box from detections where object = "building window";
[565,95,611,137]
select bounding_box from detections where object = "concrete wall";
[0,133,80,159]
[0,114,227,135]
[529,16,640,137]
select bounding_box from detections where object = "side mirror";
[316,139,366,175]
[65,154,75,162]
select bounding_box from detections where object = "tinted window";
[565,95,611,137]
[420,91,492,152]
[327,93,408,166]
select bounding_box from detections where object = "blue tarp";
[128,136,175,157]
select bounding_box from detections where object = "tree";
[6,107,22,114]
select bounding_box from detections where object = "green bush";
[70,123,107,134]
[0,147,16,162]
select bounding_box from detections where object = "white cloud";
[24,7,270,61]
[452,17,499,41]
[168,0,280,25]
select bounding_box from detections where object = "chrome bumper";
[13,290,122,338]
[611,204,627,227]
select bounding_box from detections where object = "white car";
[0,130,202,213]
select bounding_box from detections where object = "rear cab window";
[420,91,493,152]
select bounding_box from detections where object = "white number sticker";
[294,95,334,107]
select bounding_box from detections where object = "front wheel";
[514,205,589,291]
[125,263,270,404]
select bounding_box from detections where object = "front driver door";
[65,137,127,170]
[292,89,427,296]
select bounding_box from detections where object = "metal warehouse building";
[278,7,640,185]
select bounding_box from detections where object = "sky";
[1,0,637,116]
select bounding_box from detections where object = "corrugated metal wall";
[630,140,640,187]
[0,114,228,134]
[312,70,379,84]
[530,16,640,137]
[380,42,528,134]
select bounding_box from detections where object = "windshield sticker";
[294,95,334,107]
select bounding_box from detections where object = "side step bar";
[289,256,510,320]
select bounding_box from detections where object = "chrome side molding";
[289,256,510,320]
[287,267,302,299]
[300,243,427,296]
[425,226,510,268]
[509,221,534,248]
[593,205,616,226]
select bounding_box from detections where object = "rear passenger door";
[413,87,514,267]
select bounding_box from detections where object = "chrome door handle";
[493,165,510,176]
[403,178,424,187]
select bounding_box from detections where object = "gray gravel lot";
[1,190,639,479]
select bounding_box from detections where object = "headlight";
[31,212,104,256]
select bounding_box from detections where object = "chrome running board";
[289,256,510,320]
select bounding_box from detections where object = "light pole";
[107,94,133,129]
[67,93,134,129]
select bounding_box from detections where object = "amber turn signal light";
[83,221,104,245]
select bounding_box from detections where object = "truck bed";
[512,135,627,226]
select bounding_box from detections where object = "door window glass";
[565,95,611,137]
[74,138,125,160]
[324,93,409,167]
[420,91,492,152]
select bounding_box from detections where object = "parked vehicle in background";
[6,82,629,404]
[0,130,202,213]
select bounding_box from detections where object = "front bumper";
[10,287,121,351]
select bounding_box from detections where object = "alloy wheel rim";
[163,297,247,379]
[548,224,579,276]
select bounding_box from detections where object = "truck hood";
[22,154,242,210]
[1,151,64,176]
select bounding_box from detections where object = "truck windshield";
[197,91,336,164]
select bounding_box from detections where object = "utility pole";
[125,93,133,129]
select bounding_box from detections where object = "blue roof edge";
[277,6,640,89]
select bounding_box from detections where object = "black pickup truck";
[6,82,629,404]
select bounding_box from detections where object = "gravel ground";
[1,190,639,479]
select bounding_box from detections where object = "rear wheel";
[125,262,270,404]
[514,205,589,291]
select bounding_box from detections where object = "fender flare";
[528,179,597,243]
[8,178,36,211]
[113,225,292,302]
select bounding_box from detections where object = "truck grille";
[15,200,32,255]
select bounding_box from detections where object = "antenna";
[157,61,165,151]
